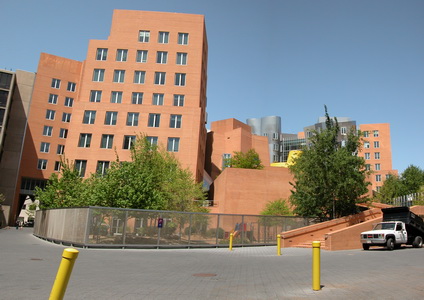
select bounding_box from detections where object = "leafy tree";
[377,165,424,203]
[289,107,370,221]
[36,136,206,212]
[377,174,405,203]
[261,199,293,216]
[35,159,89,209]
[400,165,424,194]
[226,149,264,169]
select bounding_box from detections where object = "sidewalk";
[1,227,423,299]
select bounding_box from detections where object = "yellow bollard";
[312,241,321,291]
[49,248,79,300]
[277,234,281,256]
[229,233,234,251]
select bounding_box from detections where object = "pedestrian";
[16,219,19,230]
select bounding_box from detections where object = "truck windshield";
[373,223,395,230]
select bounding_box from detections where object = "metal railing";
[34,206,313,249]
[389,193,423,207]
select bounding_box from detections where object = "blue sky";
[1,0,423,173]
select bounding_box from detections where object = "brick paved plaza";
[1,228,423,299]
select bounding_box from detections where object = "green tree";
[377,174,404,203]
[289,107,370,221]
[226,149,264,169]
[400,165,424,194]
[37,136,206,212]
[261,199,293,216]
[35,159,89,209]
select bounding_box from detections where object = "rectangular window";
[75,160,87,177]
[167,137,180,152]
[111,91,123,103]
[46,109,56,120]
[123,135,136,149]
[116,49,128,62]
[132,92,143,104]
[43,126,53,137]
[375,152,380,159]
[57,144,65,155]
[386,174,391,180]
[173,94,185,106]
[51,78,61,89]
[364,142,370,149]
[40,142,50,153]
[96,48,108,61]
[154,72,166,85]
[54,161,61,172]
[134,71,145,84]
[93,69,105,82]
[136,50,148,63]
[126,112,139,126]
[90,90,102,102]
[48,94,58,104]
[175,73,186,86]
[178,33,189,45]
[113,70,125,83]
[146,136,158,146]
[376,174,382,182]
[364,153,370,160]
[365,164,371,171]
[158,31,169,43]
[139,30,150,43]
[59,128,68,139]
[78,133,92,148]
[62,112,71,123]
[341,127,347,135]
[169,114,182,128]
[363,131,369,138]
[67,82,76,92]
[375,163,381,171]
[156,51,168,64]
[37,159,48,170]
[176,52,187,65]
[152,93,164,105]
[83,110,96,124]
[374,141,380,148]
[100,134,114,149]
[105,111,118,125]
[373,130,379,137]
[97,161,110,176]
[148,113,161,127]
[64,97,74,107]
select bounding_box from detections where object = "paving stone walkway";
[1,227,423,299]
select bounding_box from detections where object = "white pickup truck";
[360,207,424,250]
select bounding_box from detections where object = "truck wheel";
[386,238,394,251]
[362,244,370,250]
[412,236,423,248]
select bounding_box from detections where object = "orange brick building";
[10,10,208,221]
[358,123,398,192]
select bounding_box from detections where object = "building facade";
[6,10,208,224]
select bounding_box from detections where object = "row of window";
[96,48,188,65]
[48,94,74,107]
[364,141,380,149]
[138,31,189,45]
[93,69,187,86]
[375,174,391,182]
[365,163,383,171]
[38,159,111,177]
[89,91,185,106]
[364,152,381,160]
[39,135,180,153]
[44,109,181,128]
[51,79,76,91]
[363,130,379,138]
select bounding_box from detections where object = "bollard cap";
[62,248,79,260]
[312,241,321,248]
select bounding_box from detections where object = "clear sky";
[1,0,423,173]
